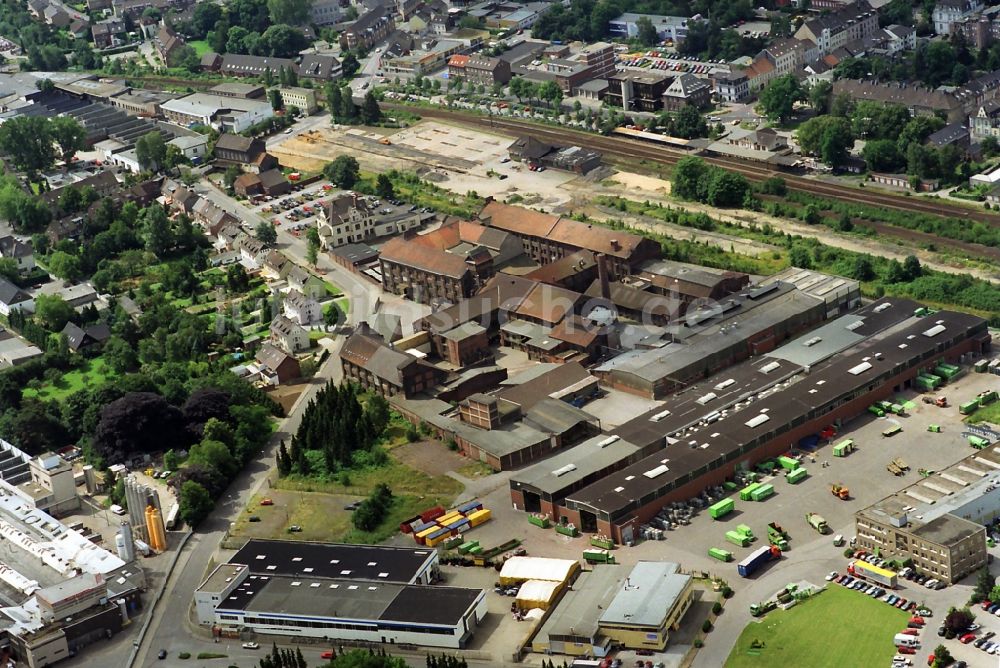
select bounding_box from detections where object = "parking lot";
[437,365,1000,666]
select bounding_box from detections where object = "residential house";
[287,266,326,300]
[661,73,711,111]
[927,122,970,152]
[758,38,816,77]
[161,179,199,214]
[60,322,111,353]
[971,101,1000,140]
[219,54,298,79]
[340,7,396,51]
[154,25,184,65]
[744,57,776,91]
[310,0,341,25]
[933,0,983,35]
[201,52,222,72]
[340,322,446,398]
[270,315,310,353]
[316,193,422,248]
[261,250,290,280]
[608,13,694,42]
[883,24,916,54]
[283,289,322,325]
[832,78,975,123]
[447,55,511,85]
[0,236,34,271]
[191,197,240,236]
[298,54,343,82]
[794,0,879,55]
[713,71,750,102]
[255,344,301,385]
[238,236,269,268]
[0,278,34,316]
[213,134,278,173]
[233,169,292,198]
[92,18,127,49]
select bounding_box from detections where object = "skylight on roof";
[714,379,735,391]
[310,583,320,588]
[292,557,302,562]
[697,392,717,405]
[650,409,671,422]
[330,559,340,564]
[760,361,780,374]
[873,302,891,313]
[614,486,625,493]
[340,570,352,575]
[367,562,377,567]
[745,414,770,428]
[255,554,265,559]
[848,361,872,375]
[553,464,577,477]
[845,320,864,331]
[643,464,669,479]
[598,435,620,447]
[625,475,635,481]
[291,581,300,586]
[266,565,276,570]
[378,572,389,578]
[923,324,946,338]
[348,585,358,590]
[303,567,313,572]
[803,337,822,347]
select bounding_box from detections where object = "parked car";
[960,633,976,644]
[260,498,274,506]
[158,650,167,660]
[248,515,261,522]
[287,525,302,532]
[242,643,260,649]
[321,651,334,659]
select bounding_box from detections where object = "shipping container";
[709,498,735,519]
[583,549,615,563]
[750,484,774,501]
[778,456,799,471]
[457,499,483,514]
[458,540,479,554]
[832,439,854,457]
[849,559,897,588]
[725,530,750,547]
[960,400,980,415]
[708,547,733,562]
[420,506,445,523]
[787,467,808,484]
[739,482,762,501]
[467,508,492,524]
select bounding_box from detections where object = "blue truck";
[737,545,781,577]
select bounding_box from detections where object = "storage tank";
[146,506,166,553]
[117,598,128,623]
[117,521,135,562]
[82,465,97,495]
[134,539,151,557]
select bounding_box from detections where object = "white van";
[110,504,126,516]
[893,634,919,648]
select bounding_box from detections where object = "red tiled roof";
[380,236,471,278]
[479,200,559,237]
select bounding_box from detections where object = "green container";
[458,540,479,554]
[555,524,579,537]
[755,460,777,474]
[867,405,885,417]
[468,545,483,555]
[583,549,614,563]
[590,536,614,549]
[736,524,754,539]
[975,360,989,373]
[960,400,980,415]
[750,484,774,502]
[709,498,735,519]
[528,515,550,529]
[443,535,464,549]
[725,530,750,547]
[740,483,762,501]
[980,390,998,406]
[708,547,733,562]
[890,403,905,415]
[778,456,799,471]
[723,481,738,491]
[876,400,893,411]
[787,468,808,484]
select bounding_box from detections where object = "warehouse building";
[532,561,692,656]
[195,540,486,649]
[552,306,988,543]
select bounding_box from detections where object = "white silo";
[82,465,97,495]
[117,521,135,562]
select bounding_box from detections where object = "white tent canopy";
[499,556,578,584]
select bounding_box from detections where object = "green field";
[725,585,910,668]
[23,358,110,401]
[187,40,212,57]
[966,400,1000,425]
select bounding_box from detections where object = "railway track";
[390,105,999,226]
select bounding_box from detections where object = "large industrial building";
[510,300,989,543]
[195,540,487,648]
[0,475,144,668]
[532,561,692,657]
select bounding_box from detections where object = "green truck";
[777,456,799,471]
[806,512,829,534]
[750,600,777,617]
[709,498,735,520]
[969,435,990,449]
[980,390,999,406]
[867,405,885,417]
[739,482,762,501]
[750,484,774,502]
[767,522,790,550]
[736,524,755,540]
[583,549,615,564]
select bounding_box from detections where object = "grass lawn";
[23,358,111,401]
[187,40,212,57]
[725,586,909,668]
[965,401,1000,425]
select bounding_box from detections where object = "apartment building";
[340,6,395,51]
[933,0,984,35]
[282,289,322,325]
[270,315,310,354]
[274,86,318,114]
[794,0,879,55]
[340,323,446,398]
[447,55,511,86]
[606,71,672,112]
[316,194,422,248]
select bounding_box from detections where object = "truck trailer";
[806,512,829,534]
[709,498,735,519]
[848,560,897,588]
[737,545,781,577]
